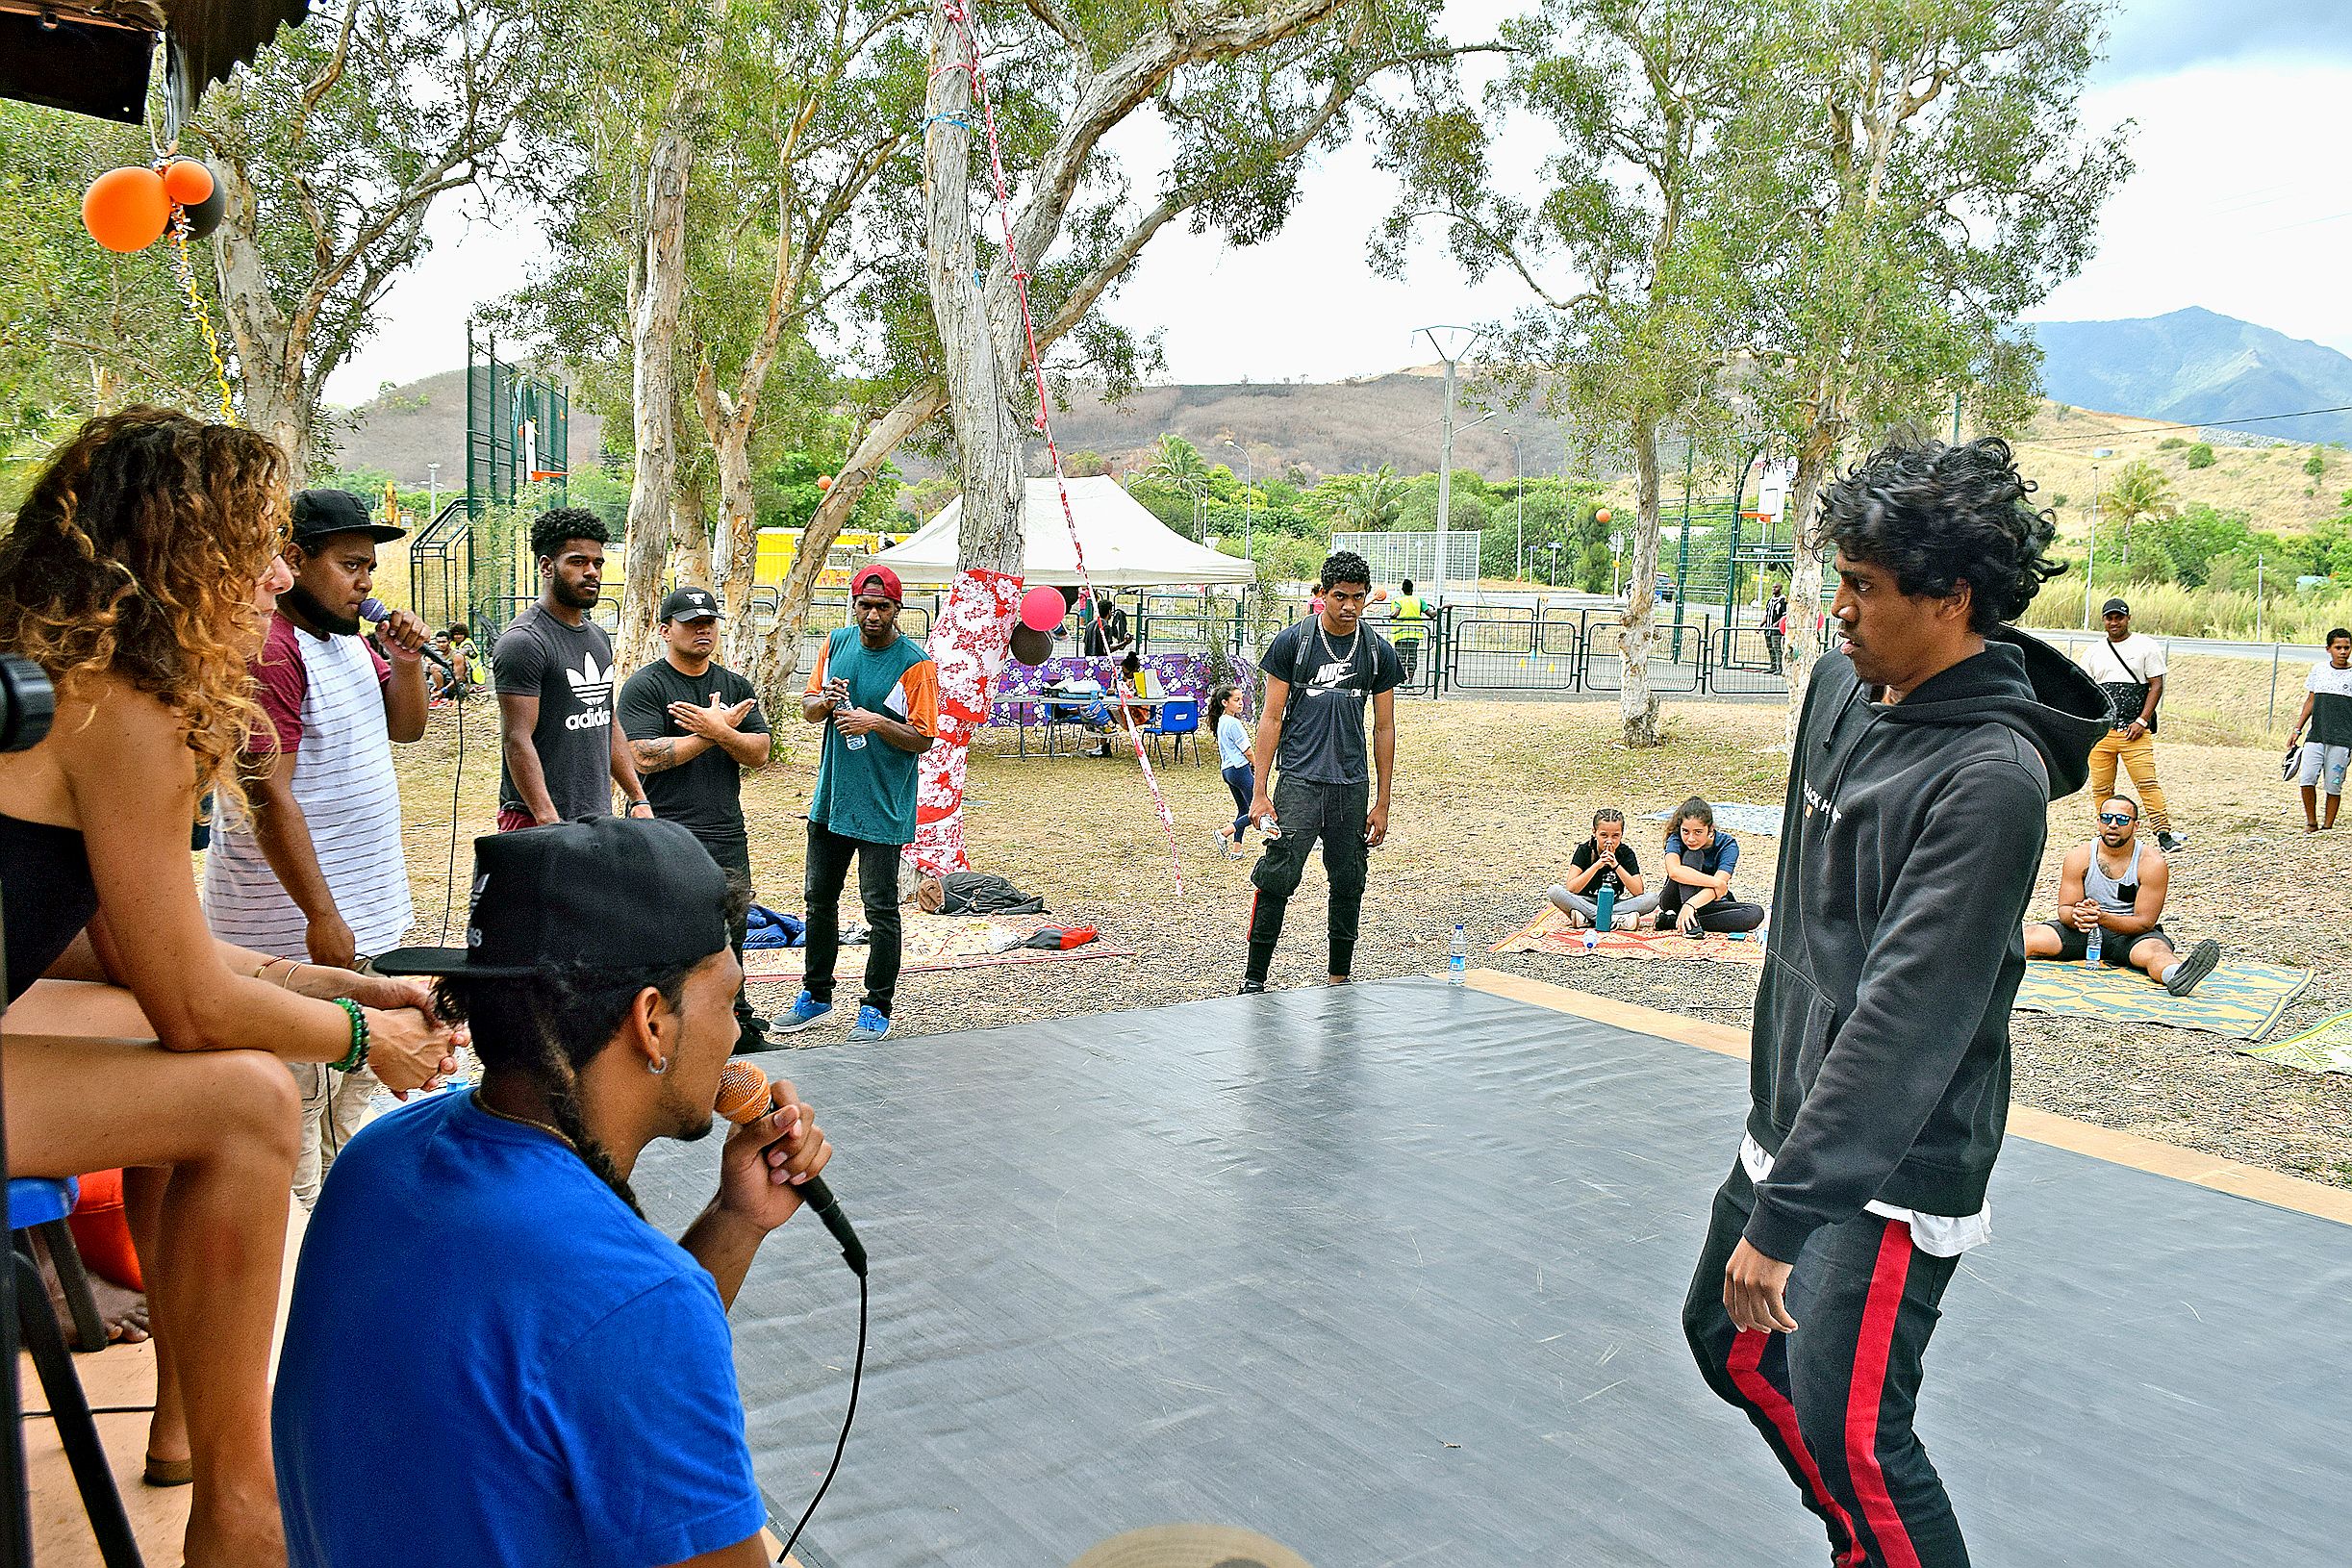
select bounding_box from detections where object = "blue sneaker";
[774,990,835,1033]
[849,1005,891,1042]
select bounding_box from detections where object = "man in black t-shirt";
[493,509,652,830]
[1239,550,1403,993]
[1082,592,1130,657]
[618,584,774,1050]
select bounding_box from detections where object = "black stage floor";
[633,978,2352,1567]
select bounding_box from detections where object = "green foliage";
[2158,437,2187,450]
[2185,443,2216,469]
[1311,466,1408,532]
[758,451,901,534]
[2307,448,2329,481]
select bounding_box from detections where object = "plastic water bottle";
[1448,923,1468,985]
[2085,920,2103,967]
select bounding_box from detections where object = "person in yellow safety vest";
[1389,578,1430,686]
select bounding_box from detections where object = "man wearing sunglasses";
[2023,795,2219,995]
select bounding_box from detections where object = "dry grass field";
[386,677,2352,1194]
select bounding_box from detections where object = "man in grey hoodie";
[1682,437,2109,1568]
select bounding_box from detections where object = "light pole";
[1546,541,1563,587]
[2083,461,2102,629]
[1220,439,1254,568]
[427,462,440,516]
[1417,324,1486,605]
[1505,430,1524,591]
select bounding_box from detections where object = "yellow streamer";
[169,228,238,426]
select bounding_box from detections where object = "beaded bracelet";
[329,997,369,1074]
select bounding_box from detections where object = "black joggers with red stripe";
[1684,1156,1971,1568]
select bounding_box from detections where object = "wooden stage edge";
[1465,968,2352,1229]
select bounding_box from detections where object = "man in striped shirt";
[202,489,432,1204]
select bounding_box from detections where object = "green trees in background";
[2185,443,2216,468]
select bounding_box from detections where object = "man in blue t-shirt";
[1240,549,1403,991]
[273,818,840,1568]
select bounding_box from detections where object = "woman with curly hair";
[0,407,464,1566]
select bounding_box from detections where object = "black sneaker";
[2157,830,2188,854]
[2164,938,2220,997]
[1237,978,1267,996]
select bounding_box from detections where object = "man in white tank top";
[2022,794,2219,995]
[202,490,434,1203]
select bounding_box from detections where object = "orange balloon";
[83,166,170,252]
[816,474,835,491]
[162,159,215,207]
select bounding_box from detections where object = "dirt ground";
[391,685,2352,1193]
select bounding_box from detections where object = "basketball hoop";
[528,469,568,483]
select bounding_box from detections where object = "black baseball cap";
[2101,597,2131,617]
[291,488,406,546]
[660,585,721,622]
[375,818,730,979]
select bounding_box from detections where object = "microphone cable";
[775,1271,868,1564]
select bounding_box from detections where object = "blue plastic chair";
[11,1176,143,1566]
[1145,698,1201,765]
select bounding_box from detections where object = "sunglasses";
[2097,812,2136,826]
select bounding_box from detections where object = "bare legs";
[6,984,299,1568]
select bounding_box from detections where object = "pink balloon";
[1019,584,1067,633]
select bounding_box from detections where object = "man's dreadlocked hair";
[432,963,700,1216]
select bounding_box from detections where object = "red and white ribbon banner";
[910,567,1022,877]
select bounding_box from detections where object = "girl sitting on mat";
[1645,796,1766,935]
[1209,686,1253,858]
[1548,806,1658,929]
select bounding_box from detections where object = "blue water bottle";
[2084,918,2103,967]
[1594,882,1617,937]
[1449,923,1468,985]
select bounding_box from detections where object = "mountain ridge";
[2023,306,2352,444]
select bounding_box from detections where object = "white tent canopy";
[872,477,1254,588]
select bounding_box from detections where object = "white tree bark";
[923,9,1024,575]
[617,106,698,675]
[1619,421,1663,746]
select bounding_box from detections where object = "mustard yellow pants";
[2087,729,2171,831]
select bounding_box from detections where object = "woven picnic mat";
[742,913,1133,986]
[2011,955,2311,1042]
[1488,903,1767,966]
[2238,1008,2352,1075]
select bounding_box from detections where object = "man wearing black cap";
[493,507,655,830]
[2078,597,2184,853]
[202,488,434,1203]
[273,817,835,1568]
[781,564,938,1043]
[620,586,775,1050]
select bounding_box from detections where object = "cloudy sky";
[324,0,2352,405]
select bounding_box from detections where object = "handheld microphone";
[358,596,455,672]
[717,1061,867,1277]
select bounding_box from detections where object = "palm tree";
[1146,434,1211,538]
[1312,465,1405,531]
[2102,461,2176,577]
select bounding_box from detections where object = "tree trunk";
[749,383,948,710]
[1619,419,1664,746]
[1780,412,1843,746]
[617,110,698,676]
[212,162,315,476]
[924,13,1022,571]
[693,364,764,670]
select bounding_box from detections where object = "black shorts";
[2041,920,2169,965]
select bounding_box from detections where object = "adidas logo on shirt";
[563,653,615,730]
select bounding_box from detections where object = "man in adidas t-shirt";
[1239,549,1403,992]
[2289,626,2352,831]
[494,509,653,830]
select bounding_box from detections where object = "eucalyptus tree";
[1384,0,1771,745]
[1732,1,2130,727]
